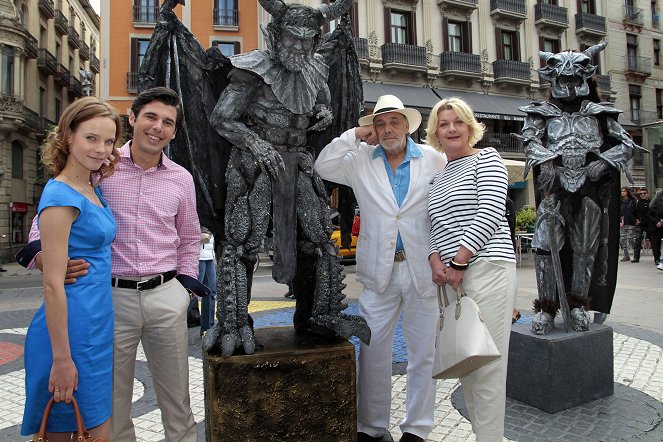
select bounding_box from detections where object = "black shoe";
[0,267,6,272]
[631,259,639,263]
[399,433,424,442]
[620,257,630,262]
[358,432,394,442]
[283,291,295,299]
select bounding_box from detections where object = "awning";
[362,82,441,113]
[362,82,531,121]
[503,159,527,183]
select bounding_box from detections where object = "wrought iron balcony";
[22,106,40,133]
[490,0,527,21]
[127,72,139,93]
[54,10,68,35]
[436,0,478,14]
[37,48,57,76]
[595,74,611,93]
[476,133,523,153]
[69,75,82,96]
[534,3,568,30]
[24,31,38,59]
[623,6,644,26]
[68,26,80,49]
[353,37,368,61]
[492,59,530,82]
[575,12,607,37]
[90,54,99,73]
[439,52,481,78]
[625,55,652,77]
[133,4,159,23]
[38,0,55,19]
[55,64,70,87]
[381,43,426,67]
[213,8,239,26]
[80,41,89,61]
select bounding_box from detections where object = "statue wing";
[138,7,233,241]
[310,16,363,248]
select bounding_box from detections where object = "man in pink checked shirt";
[20,87,205,441]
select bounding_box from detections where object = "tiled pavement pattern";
[2,303,663,441]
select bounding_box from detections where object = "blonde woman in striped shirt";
[426,97,517,442]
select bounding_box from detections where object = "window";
[2,46,14,95]
[212,41,241,57]
[580,43,601,73]
[214,0,238,26]
[578,0,596,14]
[629,84,642,122]
[448,22,462,52]
[497,30,519,61]
[655,39,660,65]
[384,8,415,45]
[627,34,638,70]
[323,0,359,36]
[442,19,471,53]
[540,38,561,67]
[39,87,46,117]
[55,97,61,122]
[654,1,660,28]
[657,88,663,119]
[133,0,158,23]
[130,38,150,73]
[542,0,558,4]
[12,141,23,179]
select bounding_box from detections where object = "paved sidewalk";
[1,256,662,441]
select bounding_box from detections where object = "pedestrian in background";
[619,187,638,262]
[649,188,663,269]
[198,227,217,335]
[427,97,517,442]
[632,188,652,263]
[21,97,122,440]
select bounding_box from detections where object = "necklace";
[58,172,95,198]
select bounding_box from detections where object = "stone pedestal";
[203,326,357,441]
[506,320,614,413]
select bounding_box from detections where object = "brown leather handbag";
[32,396,108,442]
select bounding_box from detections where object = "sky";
[90,0,100,14]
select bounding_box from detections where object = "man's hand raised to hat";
[355,125,379,146]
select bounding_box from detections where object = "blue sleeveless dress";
[21,179,116,435]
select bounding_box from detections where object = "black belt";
[111,270,177,291]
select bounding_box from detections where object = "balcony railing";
[68,26,80,49]
[534,3,568,26]
[595,74,611,92]
[575,12,607,35]
[476,133,523,153]
[490,0,527,17]
[626,55,652,76]
[54,10,68,35]
[381,43,426,67]
[439,51,481,74]
[55,64,70,87]
[38,0,55,19]
[492,59,530,81]
[213,8,239,26]
[624,6,644,25]
[127,72,139,93]
[353,37,368,60]
[69,75,82,96]
[80,41,89,61]
[90,54,99,73]
[37,48,57,76]
[24,31,38,59]
[22,106,40,133]
[133,4,159,23]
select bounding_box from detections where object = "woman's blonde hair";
[41,96,123,184]
[425,97,486,151]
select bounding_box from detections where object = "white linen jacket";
[315,128,447,298]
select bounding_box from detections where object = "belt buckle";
[136,279,147,292]
[395,250,406,262]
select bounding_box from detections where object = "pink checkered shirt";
[29,141,200,278]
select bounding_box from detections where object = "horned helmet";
[259,0,352,70]
[538,41,607,100]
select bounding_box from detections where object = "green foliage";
[515,206,536,231]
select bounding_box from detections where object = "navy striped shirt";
[428,147,516,263]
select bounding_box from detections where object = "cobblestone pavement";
[1,257,662,441]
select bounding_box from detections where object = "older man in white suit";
[315,95,447,442]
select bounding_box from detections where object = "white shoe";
[658,262,663,271]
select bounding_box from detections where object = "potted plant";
[515,206,537,233]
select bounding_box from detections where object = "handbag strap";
[34,396,90,442]
[438,283,467,323]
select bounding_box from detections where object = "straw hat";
[358,94,422,134]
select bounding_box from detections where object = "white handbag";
[432,283,501,379]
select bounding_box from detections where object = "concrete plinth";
[203,326,357,441]
[506,320,614,413]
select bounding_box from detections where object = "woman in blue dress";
[21,97,122,440]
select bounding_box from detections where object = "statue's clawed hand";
[249,138,285,180]
[586,159,608,181]
[309,105,333,132]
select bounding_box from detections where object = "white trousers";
[357,260,438,439]
[110,278,197,442]
[446,259,516,442]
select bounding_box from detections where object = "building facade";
[100,0,260,117]
[0,0,99,262]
